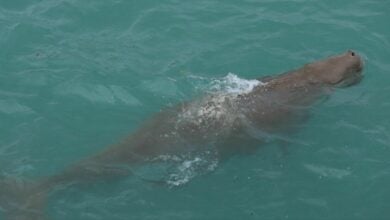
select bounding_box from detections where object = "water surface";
[1,0,389,219]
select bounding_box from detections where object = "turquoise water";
[1,0,390,219]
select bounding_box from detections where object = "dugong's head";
[305,50,364,87]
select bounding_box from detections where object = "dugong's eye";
[351,52,355,56]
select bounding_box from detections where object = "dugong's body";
[0,50,364,220]
[59,50,363,178]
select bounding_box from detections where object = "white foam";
[166,156,218,187]
[148,151,219,187]
[210,73,265,95]
[178,73,265,128]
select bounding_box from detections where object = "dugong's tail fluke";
[0,179,48,220]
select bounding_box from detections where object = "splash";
[187,73,266,96]
[178,73,265,128]
[209,73,265,95]
[138,151,219,187]
[166,154,218,186]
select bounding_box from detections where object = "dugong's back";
[120,50,364,159]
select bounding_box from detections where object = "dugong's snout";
[348,50,364,72]
[306,50,365,87]
[338,50,364,87]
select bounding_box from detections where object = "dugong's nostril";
[351,51,355,56]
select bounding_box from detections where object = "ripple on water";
[0,100,34,114]
[55,82,141,106]
[304,164,352,179]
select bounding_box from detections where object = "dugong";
[0,50,364,220]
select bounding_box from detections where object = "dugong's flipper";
[0,179,47,220]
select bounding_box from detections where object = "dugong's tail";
[0,178,48,220]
